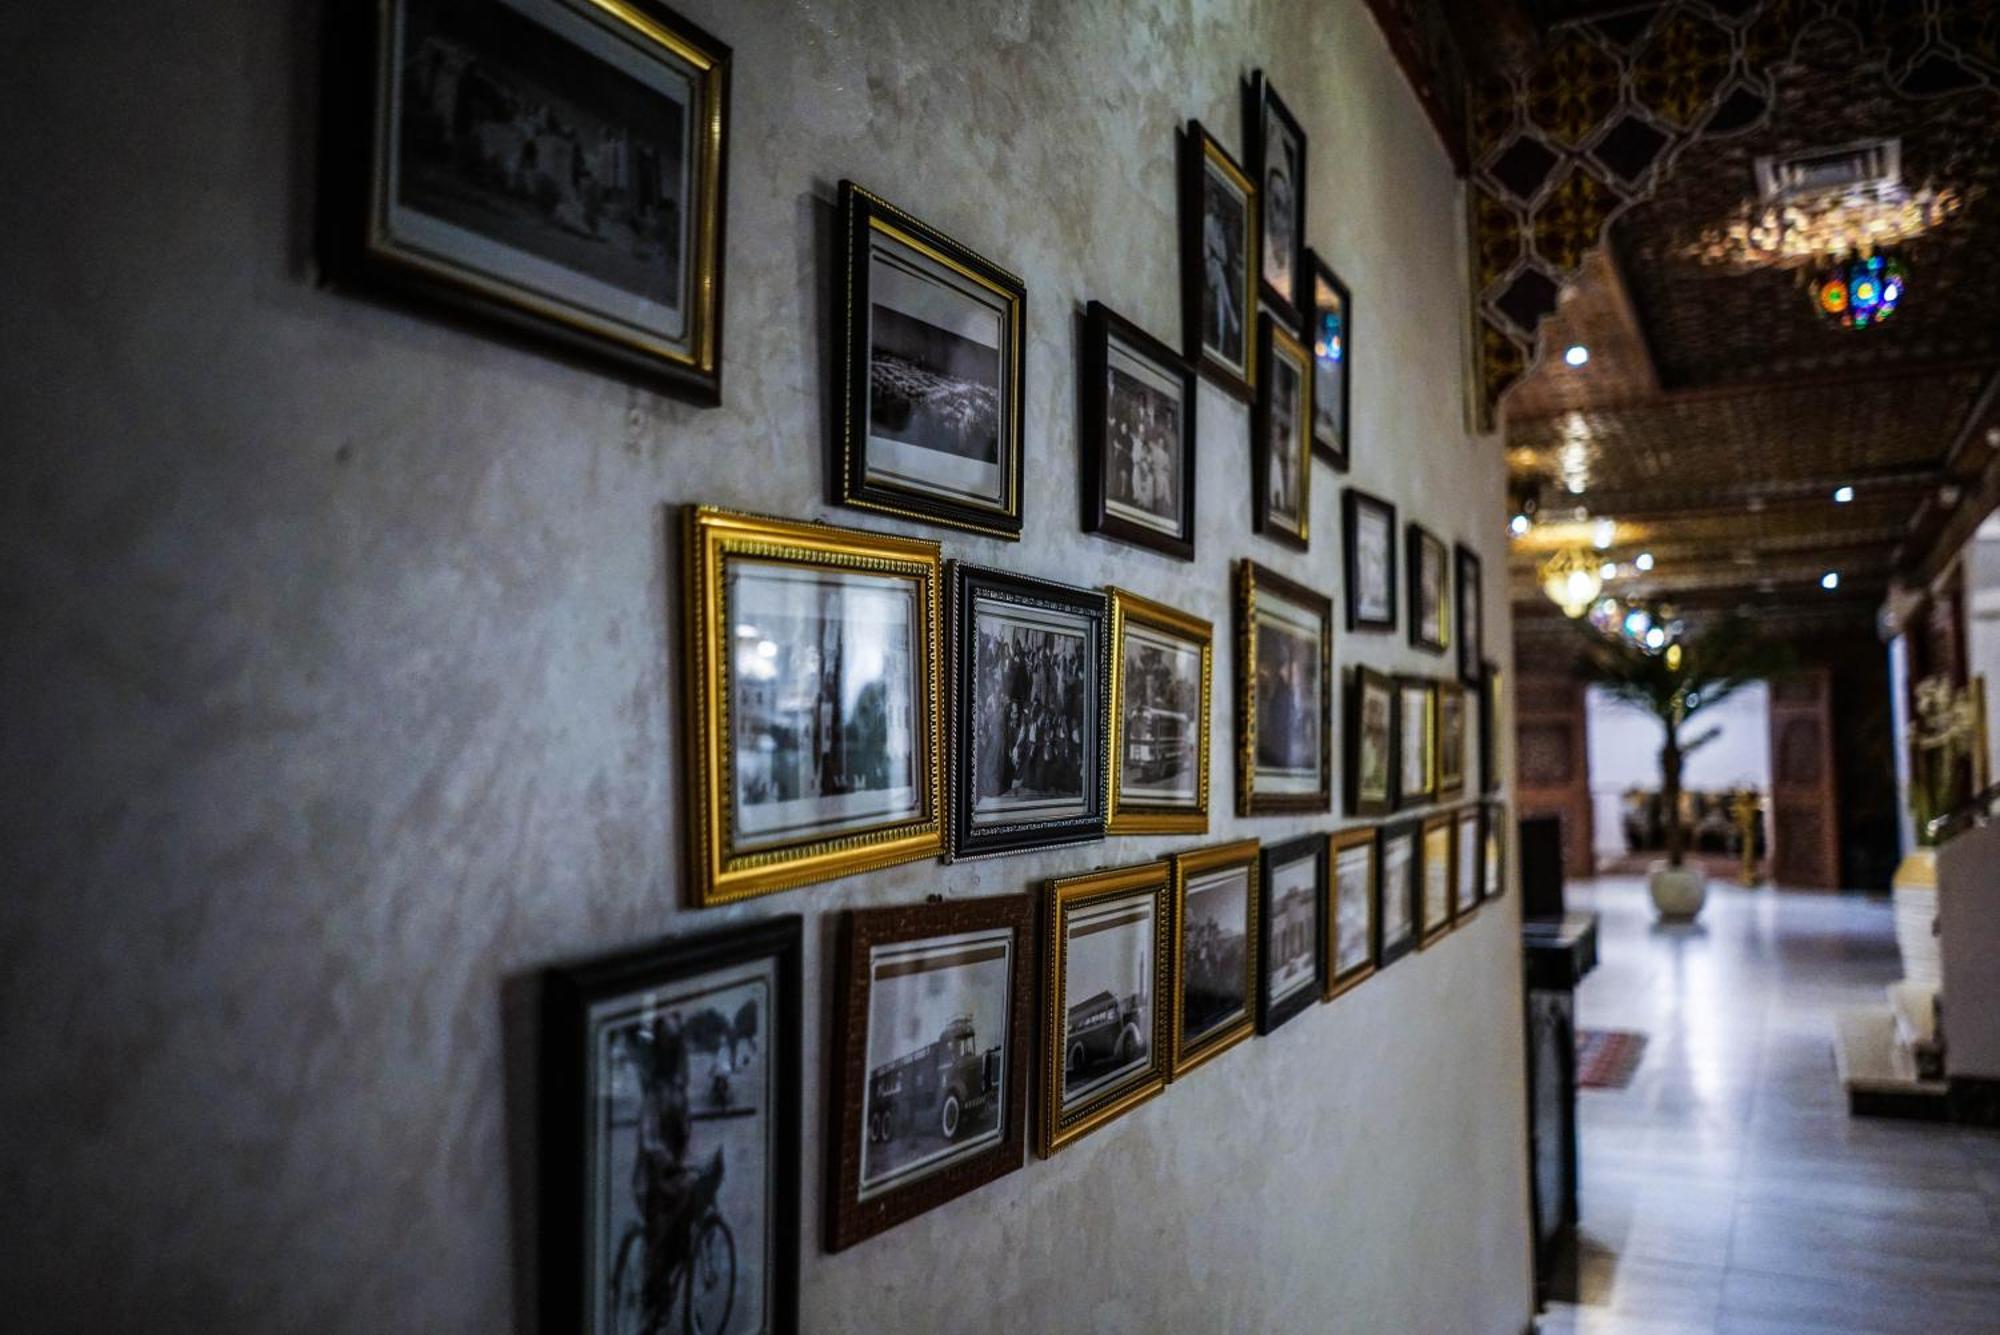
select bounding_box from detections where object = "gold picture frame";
[1107,588,1214,834]
[683,505,944,907]
[1325,826,1378,1000]
[1039,861,1173,1156]
[1235,561,1334,815]
[1394,675,1438,808]
[1168,839,1261,1079]
[1417,813,1455,947]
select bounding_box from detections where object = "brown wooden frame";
[1235,560,1334,815]
[1325,826,1379,1000]
[1168,840,1261,1078]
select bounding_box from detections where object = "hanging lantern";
[1540,548,1604,618]
[1813,252,1906,330]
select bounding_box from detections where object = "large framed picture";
[1253,312,1313,550]
[1394,675,1438,808]
[1456,543,1485,685]
[1258,834,1327,1034]
[949,565,1107,860]
[836,181,1025,538]
[683,507,943,907]
[329,0,730,402]
[1179,120,1259,400]
[1107,588,1213,835]
[1245,72,1307,328]
[1081,302,1198,561]
[826,894,1034,1251]
[1408,523,1451,653]
[1040,862,1173,1155]
[1438,682,1468,800]
[1418,813,1455,947]
[1343,489,1397,633]
[1377,819,1420,967]
[540,916,801,1335]
[1326,826,1378,1000]
[1169,839,1261,1078]
[1235,562,1334,815]
[1346,666,1396,818]
[1306,249,1352,469]
[1454,805,1482,921]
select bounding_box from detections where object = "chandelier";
[1814,251,1906,329]
[1540,548,1603,618]
[1679,183,1967,272]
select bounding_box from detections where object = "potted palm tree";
[1576,612,1789,920]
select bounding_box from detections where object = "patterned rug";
[1576,1029,1648,1089]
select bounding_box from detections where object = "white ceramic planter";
[1648,862,1708,921]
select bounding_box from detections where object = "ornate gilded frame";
[1438,681,1468,799]
[1252,312,1314,550]
[1325,826,1378,1001]
[682,505,943,907]
[1038,861,1172,1156]
[1235,560,1334,816]
[1179,120,1260,401]
[1392,675,1438,809]
[1168,839,1260,1079]
[1106,587,1213,835]
[1417,812,1456,948]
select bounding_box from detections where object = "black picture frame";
[323,0,731,404]
[836,181,1026,539]
[541,916,802,1335]
[1343,488,1399,633]
[1244,71,1308,331]
[1456,543,1485,685]
[1080,300,1198,561]
[1407,523,1451,654]
[1376,819,1421,967]
[1252,311,1313,550]
[1346,666,1397,818]
[1305,249,1353,469]
[1257,833,1328,1034]
[1179,120,1259,401]
[1481,658,1502,797]
[949,563,1110,860]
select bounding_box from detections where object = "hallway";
[1541,879,2000,1335]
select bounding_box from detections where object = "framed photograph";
[1326,827,1378,1000]
[1245,72,1307,327]
[1454,806,1482,921]
[1346,667,1395,818]
[1394,676,1438,808]
[1107,588,1213,835]
[1235,562,1334,815]
[1253,313,1313,550]
[1343,489,1398,633]
[1040,862,1173,1155]
[1456,544,1485,685]
[1081,301,1198,560]
[683,507,942,907]
[1407,524,1451,654]
[1306,250,1352,468]
[328,0,730,402]
[1482,659,1504,796]
[1169,840,1261,1077]
[836,181,1025,539]
[1484,801,1508,902]
[540,916,801,1335]
[1438,682,1468,800]
[949,565,1107,861]
[826,894,1034,1251]
[1258,835,1327,1034]
[1418,813,1455,947]
[1376,820,1420,967]
[1179,120,1259,400]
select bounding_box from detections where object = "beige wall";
[0,0,1529,1330]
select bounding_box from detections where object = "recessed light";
[1635,552,1655,571]
[1821,571,1841,590]
[1593,519,1617,549]
[1509,514,1531,536]
[1600,562,1618,580]
[1564,345,1590,367]
[1833,485,1855,503]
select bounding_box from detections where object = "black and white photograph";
[1378,822,1418,965]
[1060,892,1159,1111]
[1254,314,1313,549]
[1179,863,1252,1054]
[1396,676,1436,806]
[1327,828,1377,997]
[1308,250,1352,467]
[1456,543,1485,685]
[1258,835,1325,1033]
[1455,807,1481,918]
[1408,523,1450,653]
[344,0,729,400]
[1247,73,1307,324]
[1347,667,1395,818]
[1344,489,1397,633]
[1420,814,1454,945]
[1439,683,1467,799]
[839,183,1025,537]
[1081,303,1198,560]
[1180,121,1258,400]
[1108,588,1211,835]
[1239,563,1332,815]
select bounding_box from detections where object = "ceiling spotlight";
[1644,627,1667,650]
[1821,571,1841,590]
[1593,518,1617,550]
[1833,485,1855,503]
[1600,561,1618,580]
[1635,552,1655,571]
[1564,345,1591,367]
[1509,514,1531,536]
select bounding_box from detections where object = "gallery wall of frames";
[5,0,1526,1332]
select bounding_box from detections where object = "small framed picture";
[1179,120,1259,400]
[1253,312,1314,550]
[1245,71,1308,328]
[1235,562,1334,815]
[1484,801,1509,901]
[837,181,1026,539]
[1081,301,1198,561]
[1454,806,1483,921]
[328,0,731,401]
[949,565,1108,861]
[1041,862,1173,1155]
[1482,659,1503,796]
[684,507,943,907]
[1394,676,1438,808]
[826,894,1035,1251]
[1169,839,1262,1077]
[1346,667,1396,818]
[1107,588,1213,835]
[1418,813,1455,947]
[1407,524,1451,654]
[1258,834,1327,1034]
[1438,682,1468,800]
[1306,250,1352,468]
[1343,489,1398,633]
[540,916,801,1335]
[1326,827,1378,1000]
[1456,544,1485,685]
[1377,820,1420,967]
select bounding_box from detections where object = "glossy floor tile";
[1537,878,2000,1335]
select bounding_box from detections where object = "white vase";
[1892,848,1942,988]
[1648,862,1708,921]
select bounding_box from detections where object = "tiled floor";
[1537,878,2000,1335]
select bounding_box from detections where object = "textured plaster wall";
[0,0,1528,1331]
